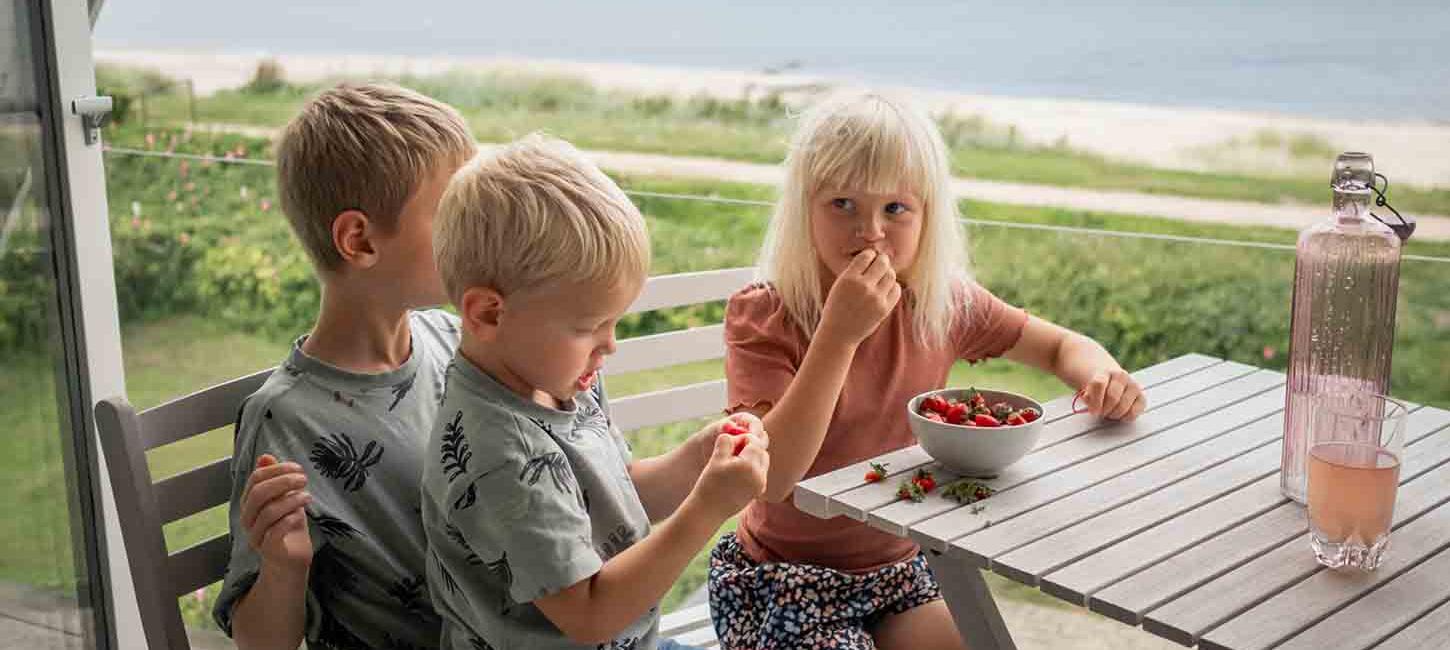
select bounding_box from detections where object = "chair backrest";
[610,267,756,432]
[95,367,273,650]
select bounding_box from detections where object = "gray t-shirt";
[422,355,658,650]
[213,309,461,650]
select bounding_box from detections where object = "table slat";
[967,398,1285,577]
[907,370,1282,551]
[1141,415,1450,647]
[808,360,1253,524]
[995,435,1283,588]
[792,355,1232,520]
[1091,408,1450,627]
[1199,497,1450,650]
[1374,596,1450,650]
[1276,543,1450,650]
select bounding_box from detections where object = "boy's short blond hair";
[276,82,476,271]
[434,134,650,302]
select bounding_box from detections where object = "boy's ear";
[332,209,380,269]
[459,286,506,342]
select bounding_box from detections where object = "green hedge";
[2,125,1444,406]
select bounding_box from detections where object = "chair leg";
[925,550,1017,650]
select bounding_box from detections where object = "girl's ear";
[459,286,505,342]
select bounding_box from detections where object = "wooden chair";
[93,267,755,649]
[95,367,272,650]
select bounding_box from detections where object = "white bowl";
[907,388,1045,477]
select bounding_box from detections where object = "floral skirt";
[706,533,942,649]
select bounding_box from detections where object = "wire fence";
[101,146,1450,264]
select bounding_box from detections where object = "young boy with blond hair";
[213,82,475,649]
[422,134,769,650]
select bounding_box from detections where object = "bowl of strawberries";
[907,387,1044,477]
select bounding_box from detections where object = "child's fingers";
[1129,393,1148,419]
[710,432,737,462]
[241,473,309,528]
[845,249,878,276]
[1082,375,1109,414]
[248,492,312,545]
[242,460,304,498]
[259,510,308,550]
[863,251,892,284]
[1102,376,1128,417]
[1108,380,1140,420]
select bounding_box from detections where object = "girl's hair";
[757,89,969,347]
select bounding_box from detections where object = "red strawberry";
[923,411,946,423]
[921,395,951,416]
[912,468,937,493]
[991,402,1014,420]
[733,436,749,456]
[721,420,750,437]
[1020,408,1041,423]
[864,462,889,483]
[968,390,988,410]
[1006,412,1027,426]
[897,480,927,503]
[946,403,971,425]
[973,413,1001,427]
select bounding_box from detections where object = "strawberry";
[923,411,946,423]
[991,402,1014,421]
[1020,408,1041,423]
[912,468,937,493]
[864,462,889,483]
[1006,412,1027,426]
[946,403,971,425]
[721,420,750,437]
[967,389,988,410]
[921,395,951,416]
[897,480,927,503]
[973,413,1001,427]
[733,436,749,456]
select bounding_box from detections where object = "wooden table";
[794,354,1450,650]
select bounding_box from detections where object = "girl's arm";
[754,250,901,502]
[1004,315,1146,420]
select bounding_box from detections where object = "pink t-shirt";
[725,280,1029,573]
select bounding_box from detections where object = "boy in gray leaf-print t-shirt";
[422,356,657,650]
[213,309,460,649]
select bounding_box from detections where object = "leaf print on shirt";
[599,524,638,558]
[310,547,358,606]
[332,390,356,408]
[308,511,358,540]
[452,480,479,511]
[484,551,513,590]
[315,608,366,650]
[310,433,383,492]
[468,637,496,650]
[596,636,639,650]
[386,576,427,615]
[433,550,462,596]
[389,373,416,411]
[444,523,482,566]
[382,633,423,650]
[519,452,576,495]
[440,411,472,482]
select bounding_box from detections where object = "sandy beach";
[95,48,1450,189]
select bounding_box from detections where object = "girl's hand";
[1079,369,1146,421]
[819,249,902,346]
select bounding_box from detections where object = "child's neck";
[458,336,567,411]
[302,282,414,374]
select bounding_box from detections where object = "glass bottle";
[1282,152,1406,504]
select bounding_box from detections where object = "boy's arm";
[535,433,766,644]
[628,444,704,522]
[533,494,722,644]
[230,564,308,650]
